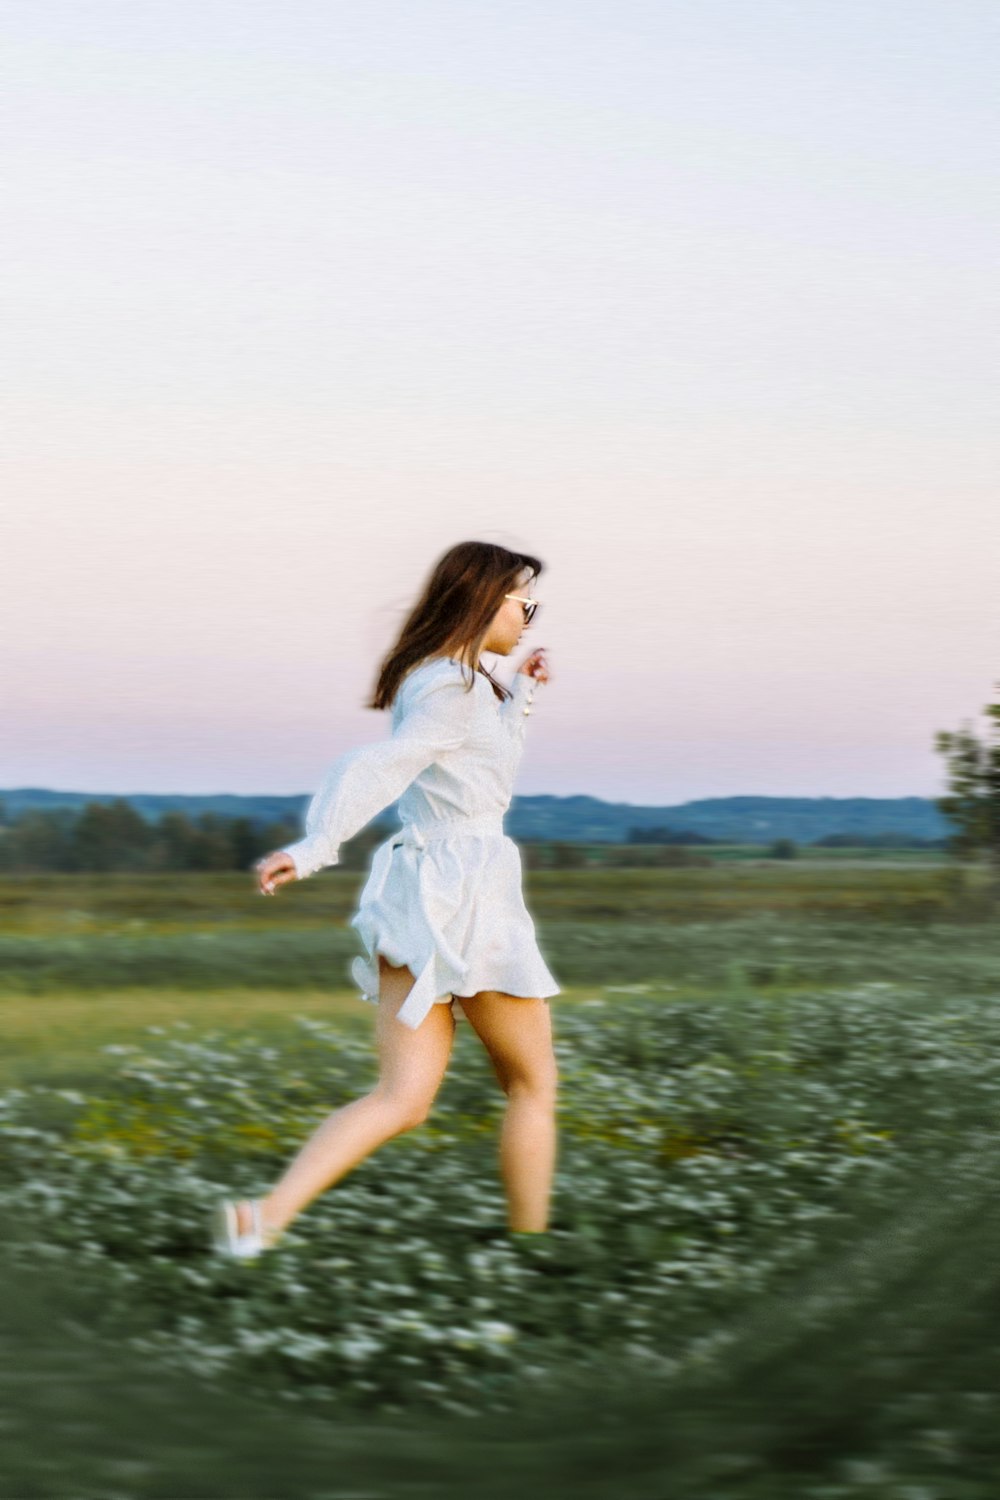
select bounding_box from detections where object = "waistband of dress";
[393,814,507,843]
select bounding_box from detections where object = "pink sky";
[5,2,999,805]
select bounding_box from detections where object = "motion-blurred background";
[4,3,1000,1496]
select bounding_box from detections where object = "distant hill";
[504,794,952,844]
[0,788,954,844]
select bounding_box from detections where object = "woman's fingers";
[522,647,550,683]
[254,850,297,895]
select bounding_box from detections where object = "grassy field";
[0,861,995,1091]
[0,858,965,934]
[0,861,982,1013]
[3,863,1000,1497]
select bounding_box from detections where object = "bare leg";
[236,957,457,1237]
[455,991,558,1232]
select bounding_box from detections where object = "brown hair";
[368,540,544,710]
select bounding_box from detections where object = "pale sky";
[4,0,999,805]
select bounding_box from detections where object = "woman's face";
[483,569,537,656]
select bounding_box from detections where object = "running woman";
[210,540,560,1256]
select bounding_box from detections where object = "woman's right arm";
[261,668,478,890]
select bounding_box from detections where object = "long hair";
[368,541,544,710]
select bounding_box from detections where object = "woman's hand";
[515,647,551,684]
[254,850,299,896]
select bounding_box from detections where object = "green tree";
[935,682,1000,896]
[71,799,154,872]
[152,811,198,871]
[229,816,260,872]
[0,809,76,872]
[188,812,237,871]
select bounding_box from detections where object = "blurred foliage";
[5,870,1000,1491]
[6,975,1000,1491]
[935,681,1000,901]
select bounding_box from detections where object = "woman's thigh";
[373,955,457,1115]
[454,991,558,1099]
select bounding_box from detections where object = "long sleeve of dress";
[281,671,479,881]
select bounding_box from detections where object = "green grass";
[0,861,972,934]
[4,867,1000,1496]
[0,865,992,1000]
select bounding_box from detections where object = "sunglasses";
[504,593,540,624]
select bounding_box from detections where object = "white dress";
[281,656,561,1029]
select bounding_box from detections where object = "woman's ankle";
[235,1196,284,1239]
[257,1194,291,1240]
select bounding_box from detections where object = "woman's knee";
[369,1086,435,1133]
[505,1061,559,1109]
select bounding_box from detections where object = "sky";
[4,0,999,806]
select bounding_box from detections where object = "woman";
[210,541,561,1258]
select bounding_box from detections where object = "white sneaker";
[209,1197,280,1259]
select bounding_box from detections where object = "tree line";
[0,796,951,877]
[0,799,393,876]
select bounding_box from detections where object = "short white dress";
[281,657,561,1029]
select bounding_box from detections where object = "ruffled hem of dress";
[348,950,465,1017]
[347,941,561,1022]
[347,932,471,1030]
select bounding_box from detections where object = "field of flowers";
[4,869,1000,1496]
